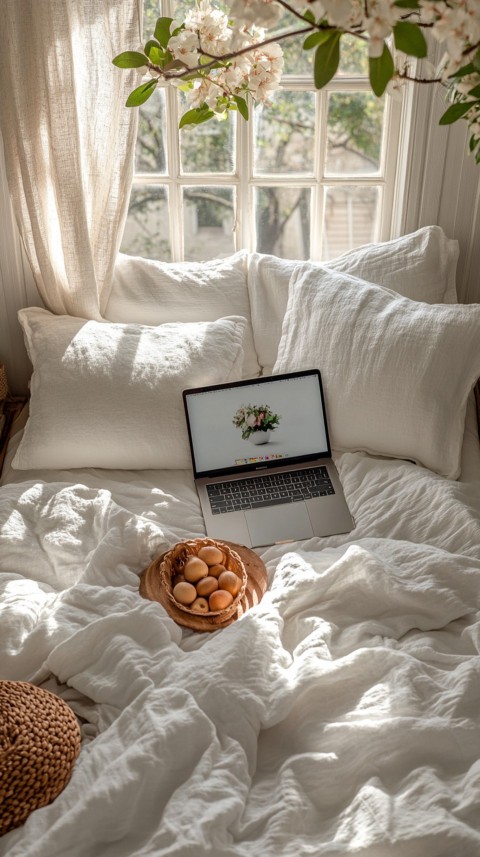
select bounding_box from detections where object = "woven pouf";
[0,680,81,837]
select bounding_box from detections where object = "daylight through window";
[120,0,403,263]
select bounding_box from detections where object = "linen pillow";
[13,308,246,470]
[248,226,459,374]
[104,250,260,378]
[273,265,480,479]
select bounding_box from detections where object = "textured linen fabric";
[12,308,246,470]
[1,453,480,855]
[0,0,141,318]
[105,250,260,378]
[273,265,480,479]
[248,226,459,374]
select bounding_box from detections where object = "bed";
[1,226,480,856]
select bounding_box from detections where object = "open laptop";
[183,370,354,548]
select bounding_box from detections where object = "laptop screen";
[183,370,331,478]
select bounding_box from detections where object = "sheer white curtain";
[0,0,142,319]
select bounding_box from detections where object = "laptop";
[183,369,354,548]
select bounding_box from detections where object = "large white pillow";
[104,250,260,378]
[273,265,480,479]
[248,226,459,374]
[13,308,246,470]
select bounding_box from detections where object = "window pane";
[322,185,379,260]
[144,0,161,40]
[121,185,171,260]
[338,35,369,76]
[179,94,235,174]
[254,91,315,176]
[173,0,230,20]
[255,187,310,258]
[272,28,313,76]
[326,92,384,175]
[135,89,167,174]
[183,187,235,261]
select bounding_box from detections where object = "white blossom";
[228,0,283,28]
[322,0,364,28]
[289,0,326,19]
[455,72,480,94]
[364,1,401,57]
[168,29,200,68]
[246,42,284,102]
[184,1,231,56]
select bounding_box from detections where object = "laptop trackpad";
[245,503,314,548]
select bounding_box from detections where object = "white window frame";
[131,77,404,260]
[129,3,406,261]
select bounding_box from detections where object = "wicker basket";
[159,537,247,626]
[0,680,81,836]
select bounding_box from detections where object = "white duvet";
[1,446,480,856]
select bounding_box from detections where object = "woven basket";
[159,537,247,626]
[0,680,81,836]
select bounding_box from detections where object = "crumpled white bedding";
[1,441,480,854]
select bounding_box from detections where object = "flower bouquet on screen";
[232,404,280,445]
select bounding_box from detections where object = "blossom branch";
[147,25,314,80]
[113,0,480,164]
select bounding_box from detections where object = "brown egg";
[197,545,225,566]
[208,563,226,579]
[209,589,234,612]
[183,556,209,583]
[191,597,209,613]
[173,581,197,606]
[218,570,242,597]
[172,573,185,588]
[196,576,219,597]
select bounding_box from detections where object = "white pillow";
[273,265,480,479]
[13,308,246,470]
[248,226,459,374]
[104,251,260,378]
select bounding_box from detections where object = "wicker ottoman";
[0,680,81,837]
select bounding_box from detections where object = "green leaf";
[369,43,394,97]
[125,78,157,107]
[233,95,249,120]
[469,134,479,152]
[448,62,475,79]
[179,106,214,129]
[473,49,480,72]
[393,21,427,58]
[144,39,161,58]
[147,45,166,66]
[154,17,174,48]
[394,0,420,8]
[303,30,333,51]
[467,84,480,99]
[303,9,316,23]
[439,100,477,125]
[199,54,219,65]
[112,51,147,69]
[314,31,341,89]
[176,81,194,92]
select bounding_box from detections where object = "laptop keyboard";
[207,466,335,515]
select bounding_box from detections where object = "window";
[121,0,403,262]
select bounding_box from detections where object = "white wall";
[399,79,480,305]
[1,83,480,394]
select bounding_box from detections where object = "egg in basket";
[160,538,247,627]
